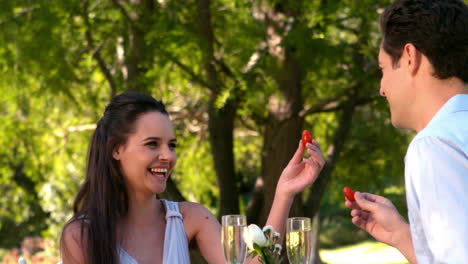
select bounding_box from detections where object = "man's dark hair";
[380,0,468,83]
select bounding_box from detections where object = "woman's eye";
[146,141,158,147]
[169,143,177,149]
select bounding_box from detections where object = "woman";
[61,92,325,264]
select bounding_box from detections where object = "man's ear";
[403,43,422,76]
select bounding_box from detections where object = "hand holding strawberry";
[276,130,324,198]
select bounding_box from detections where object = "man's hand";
[345,192,407,247]
[345,192,417,264]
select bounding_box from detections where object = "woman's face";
[113,111,177,196]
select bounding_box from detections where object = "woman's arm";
[189,140,324,263]
[182,202,225,264]
[265,140,324,244]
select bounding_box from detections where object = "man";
[345,0,468,263]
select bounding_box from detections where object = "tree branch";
[157,48,213,90]
[300,92,380,116]
[335,23,359,35]
[110,0,135,24]
[215,57,239,84]
[299,74,381,117]
[0,7,37,26]
[242,42,268,74]
[299,90,349,117]
[82,0,117,95]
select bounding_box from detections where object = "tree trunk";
[124,0,156,94]
[311,211,324,264]
[208,99,240,217]
[304,103,356,262]
[196,0,240,217]
[247,1,305,224]
[253,45,304,225]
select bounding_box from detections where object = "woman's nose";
[158,145,174,161]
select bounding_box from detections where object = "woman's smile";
[148,166,170,181]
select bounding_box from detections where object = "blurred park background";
[4,0,460,263]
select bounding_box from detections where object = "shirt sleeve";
[406,136,468,263]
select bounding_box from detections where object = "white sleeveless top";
[118,199,191,264]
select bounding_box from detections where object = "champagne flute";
[286,217,314,264]
[221,215,247,264]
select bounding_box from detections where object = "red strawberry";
[302,130,313,147]
[343,187,356,201]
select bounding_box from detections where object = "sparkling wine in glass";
[221,215,247,264]
[286,217,314,264]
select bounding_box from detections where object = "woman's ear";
[112,147,121,160]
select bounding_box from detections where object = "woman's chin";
[150,184,166,195]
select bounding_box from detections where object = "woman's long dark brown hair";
[60,92,168,264]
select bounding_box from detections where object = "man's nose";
[379,86,386,97]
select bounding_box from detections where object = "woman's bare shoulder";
[63,220,88,239]
[178,201,216,220]
[61,220,89,263]
[178,201,219,237]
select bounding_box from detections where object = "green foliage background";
[3,0,455,256]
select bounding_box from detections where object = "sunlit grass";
[320,241,409,264]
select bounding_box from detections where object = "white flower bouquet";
[244,224,283,264]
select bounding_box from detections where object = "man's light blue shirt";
[405,94,468,263]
